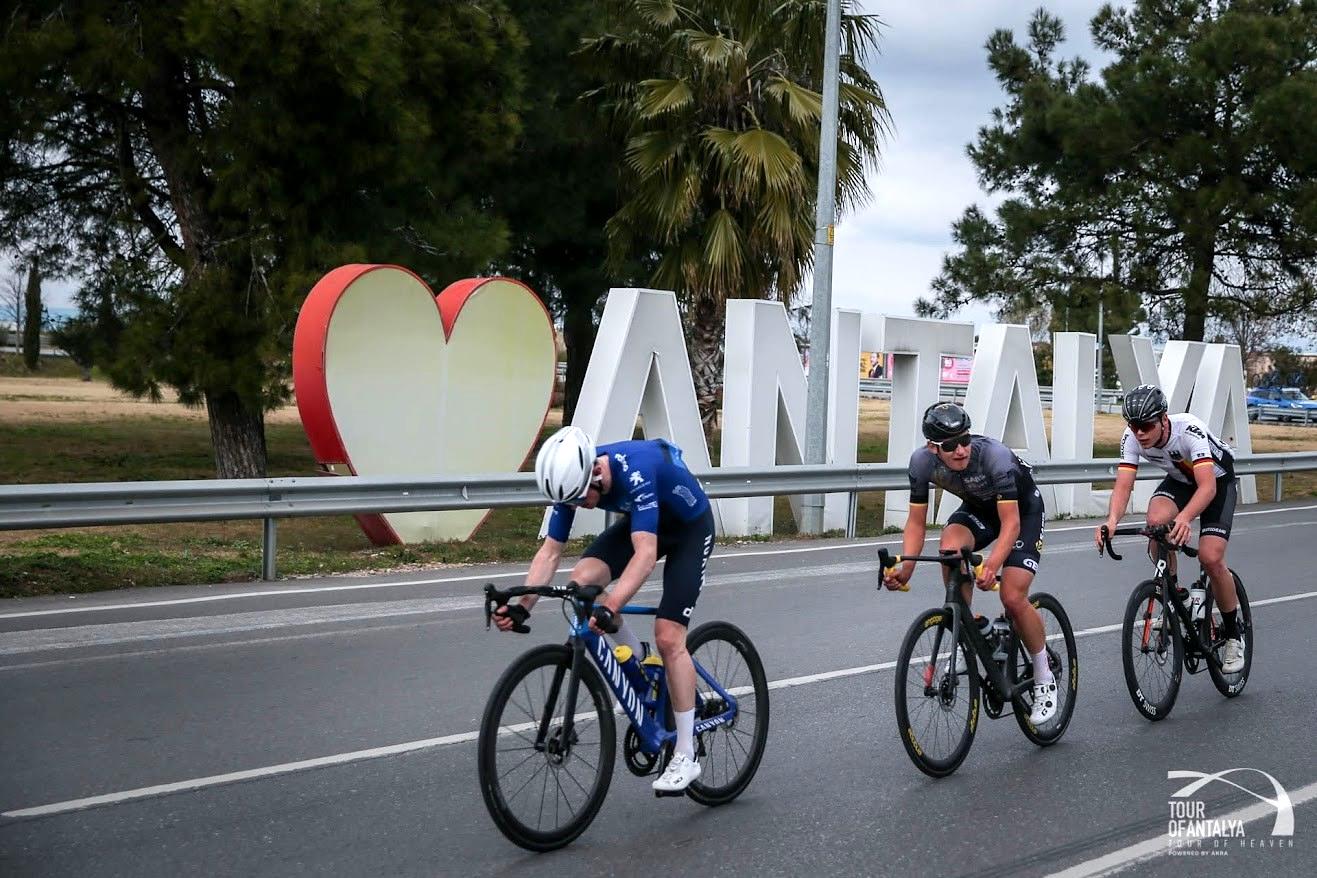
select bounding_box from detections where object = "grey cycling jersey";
[1118,413,1234,484]
[907,435,1040,511]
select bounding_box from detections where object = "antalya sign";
[293,267,1255,544]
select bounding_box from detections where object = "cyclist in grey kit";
[881,403,1057,725]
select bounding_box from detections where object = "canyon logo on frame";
[293,265,556,545]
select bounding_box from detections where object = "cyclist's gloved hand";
[493,602,530,633]
[590,604,620,634]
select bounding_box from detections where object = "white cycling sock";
[611,619,644,655]
[674,708,696,761]
[1032,648,1054,684]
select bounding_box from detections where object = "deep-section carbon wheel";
[894,608,978,777]
[477,644,615,851]
[1007,592,1078,745]
[683,621,769,806]
[1204,571,1252,698]
[1121,579,1183,721]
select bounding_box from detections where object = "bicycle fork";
[536,638,586,759]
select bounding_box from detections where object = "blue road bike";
[478,582,769,851]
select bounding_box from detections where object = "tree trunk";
[1182,232,1216,342]
[561,295,598,425]
[689,296,726,441]
[205,388,268,479]
[22,257,41,371]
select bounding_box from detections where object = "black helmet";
[1122,384,1168,423]
[922,402,971,442]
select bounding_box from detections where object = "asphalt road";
[2,503,1316,877]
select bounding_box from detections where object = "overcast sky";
[32,2,1117,320]
[827,1,1116,328]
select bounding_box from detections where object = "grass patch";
[0,354,87,379]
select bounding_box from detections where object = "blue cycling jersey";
[546,439,710,542]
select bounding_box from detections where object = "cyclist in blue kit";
[493,426,715,794]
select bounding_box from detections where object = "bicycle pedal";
[654,788,686,799]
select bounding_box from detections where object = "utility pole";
[801,0,842,535]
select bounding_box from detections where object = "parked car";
[1246,386,1317,422]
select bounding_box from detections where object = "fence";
[858,379,1124,412]
[3,451,1314,580]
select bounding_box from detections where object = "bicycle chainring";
[623,727,660,777]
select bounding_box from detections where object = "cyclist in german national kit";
[492,426,716,794]
[881,403,1058,725]
[1093,385,1246,673]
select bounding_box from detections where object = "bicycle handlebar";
[483,581,605,634]
[1099,524,1198,561]
[878,546,998,591]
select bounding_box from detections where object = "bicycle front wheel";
[1205,571,1252,697]
[684,621,770,806]
[477,644,616,852]
[1121,580,1183,721]
[894,608,978,778]
[1007,592,1078,745]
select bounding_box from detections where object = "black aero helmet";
[922,402,971,442]
[1122,384,1168,423]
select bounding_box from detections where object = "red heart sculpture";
[293,265,557,544]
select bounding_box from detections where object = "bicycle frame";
[556,603,739,757]
[1104,525,1226,669]
[882,547,1033,711]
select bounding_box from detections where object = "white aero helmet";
[534,426,597,504]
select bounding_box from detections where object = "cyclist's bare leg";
[1145,496,1180,579]
[1197,535,1238,614]
[939,523,976,607]
[1001,566,1043,654]
[654,618,695,712]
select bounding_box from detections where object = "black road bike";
[1100,524,1253,721]
[880,547,1078,778]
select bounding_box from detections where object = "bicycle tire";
[1205,570,1252,697]
[894,608,979,778]
[477,644,616,852]
[1121,579,1183,721]
[684,621,770,806]
[1006,592,1078,745]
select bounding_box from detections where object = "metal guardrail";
[2,451,1314,580]
[1250,405,1316,426]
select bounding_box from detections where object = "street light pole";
[801,0,842,535]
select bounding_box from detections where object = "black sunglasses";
[934,434,972,453]
[1128,418,1160,433]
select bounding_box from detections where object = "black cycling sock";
[1221,609,1240,640]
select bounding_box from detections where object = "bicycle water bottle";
[640,645,664,701]
[1189,586,1207,623]
[991,617,1011,662]
[612,646,650,693]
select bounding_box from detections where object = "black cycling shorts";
[582,508,715,625]
[1151,475,1237,541]
[946,494,1046,574]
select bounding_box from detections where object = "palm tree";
[582,0,890,435]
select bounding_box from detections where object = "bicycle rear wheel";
[1205,570,1252,697]
[1121,580,1183,721]
[477,644,616,851]
[894,608,978,778]
[684,621,770,806]
[1007,592,1078,745]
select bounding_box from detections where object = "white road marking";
[1045,777,1317,877]
[4,504,1313,621]
[5,589,1314,820]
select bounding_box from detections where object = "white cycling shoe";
[653,752,701,796]
[1221,638,1246,674]
[1029,678,1059,725]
